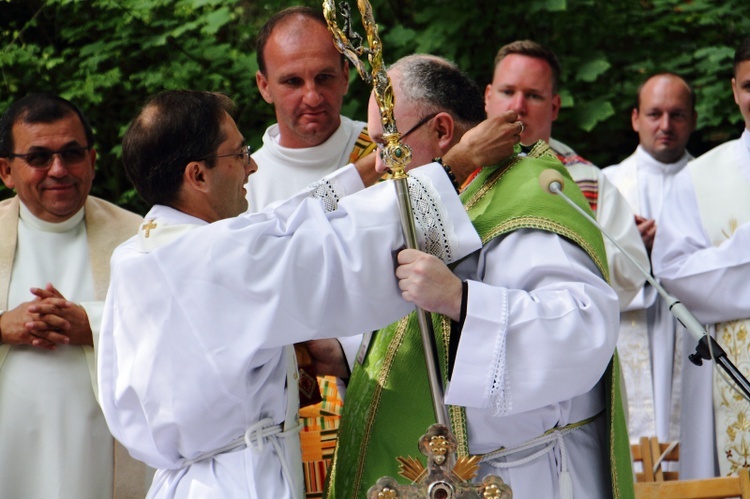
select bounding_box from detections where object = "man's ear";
[183,161,209,193]
[0,158,14,189]
[631,108,641,132]
[551,93,561,122]
[256,70,273,104]
[432,112,456,152]
[341,60,351,94]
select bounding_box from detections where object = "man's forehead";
[640,77,692,109]
[220,112,243,141]
[266,19,340,72]
[13,115,86,143]
[494,56,555,93]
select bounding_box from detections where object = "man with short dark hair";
[0,93,146,498]
[652,36,750,479]
[603,73,697,447]
[249,6,376,210]
[97,89,516,498]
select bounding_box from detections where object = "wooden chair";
[632,436,679,482]
[635,466,750,498]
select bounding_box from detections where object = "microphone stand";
[545,174,750,400]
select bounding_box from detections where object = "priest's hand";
[0,300,69,350]
[635,214,656,253]
[442,110,520,186]
[396,248,462,321]
[304,339,350,380]
[25,283,94,347]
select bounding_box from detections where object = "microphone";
[538,168,565,195]
[538,169,750,397]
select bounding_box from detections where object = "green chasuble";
[324,142,634,499]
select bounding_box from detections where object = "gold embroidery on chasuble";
[712,221,750,475]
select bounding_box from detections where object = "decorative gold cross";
[142,219,157,238]
[368,424,512,498]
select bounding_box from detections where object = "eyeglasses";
[400,113,438,141]
[7,145,91,169]
[198,145,252,166]
[375,113,439,155]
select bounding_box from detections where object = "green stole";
[324,142,634,499]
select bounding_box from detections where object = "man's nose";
[47,154,69,177]
[246,158,258,176]
[658,114,672,130]
[510,93,526,114]
[302,81,324,106]
[374,149,389,174]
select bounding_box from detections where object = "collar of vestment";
[136,204,205,253]
[260,116,357,171]
[634,145,691,175]
[19,201,84,233]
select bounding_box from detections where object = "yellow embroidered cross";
[142,219,157,238]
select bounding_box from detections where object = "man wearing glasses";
[96,89,518,498]
[0,93,147,498]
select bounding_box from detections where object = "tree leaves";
[1,0,749,209]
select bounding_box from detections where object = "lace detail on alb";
[490,288,511,416]
[308,179,341,213]
[407,175,453,263]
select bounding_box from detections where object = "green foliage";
[1,0,749,212]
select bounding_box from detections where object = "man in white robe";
[247,6,375,212]
[652,36,750,479]
[0,94,148,498]
[97,89,519,498]
[247,9,377,495]
[321,55,629,499]
[603,73,697,446]
[484,39,649,310]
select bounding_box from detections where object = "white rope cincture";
[244,417,302,492]
[481,417,595,499]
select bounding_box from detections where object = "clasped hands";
[0,283,92,350]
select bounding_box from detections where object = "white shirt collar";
[634,145,691,175]
[18,200,84,233]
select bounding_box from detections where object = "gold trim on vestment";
[350,317,411,495]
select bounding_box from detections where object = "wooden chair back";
[635,466,750,498]
[632,436,679,482]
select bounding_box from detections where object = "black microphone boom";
[538,169,750,399]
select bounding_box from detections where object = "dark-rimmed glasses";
[7,145,91,169]
[375,113,439,159]
[198,145,252,166]
[400,113,438,141]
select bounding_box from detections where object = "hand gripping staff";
[322,2,512,498]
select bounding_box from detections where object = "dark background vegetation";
[2,0,749,214]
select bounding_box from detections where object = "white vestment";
[0,204,113,498]
[444,228,620,498]
[603,146,692,445]
[549,138,649,310]
[245,116,369,376]
[98,163,480,499]
[652,129,750,478]
[246,116,367,212]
